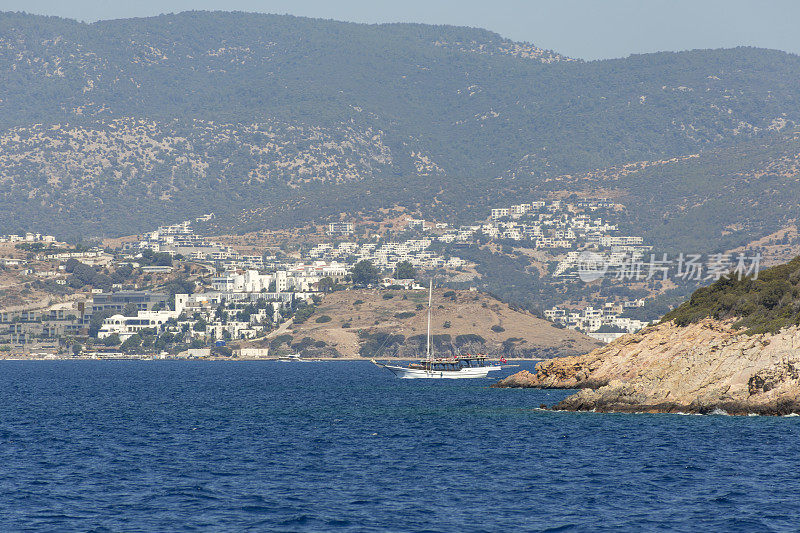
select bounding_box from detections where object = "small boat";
[373,354,503,379]
[372,280,506,379]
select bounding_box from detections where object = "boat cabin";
[409,354,493,371]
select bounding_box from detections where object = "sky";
[3,0,799,60]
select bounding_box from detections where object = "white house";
[491,208,509,220]
[97,311,178,341]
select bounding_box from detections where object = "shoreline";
[549,400,800,416]
[0,355,543,362]
[493,319,800,417]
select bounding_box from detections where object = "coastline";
[0,355,543,362]
[493,319,800,416]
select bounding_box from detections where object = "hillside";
[258,288,601,358]
[493,257,800,414]
[661,255,800,334]
[2,11,800,243]
[524,134,800,253]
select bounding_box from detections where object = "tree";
[122,303,139,317]
[89,310,114,338]
[293,305,315,324]
[164,278,195,310]
[193,318,207,332]
[121,334,142,352]
[102,333,122,346]
[318,276,336,293]
[64,258,80,273]
[352,260,381,286]
[213,345,233,357]
[141,334,155,348]
[72,343,82,356]
[394,261,416,280]
[112,263,134,283]
[154,253,173,266]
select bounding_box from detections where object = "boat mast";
[426,278,432,363]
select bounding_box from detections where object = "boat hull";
[377,363,503,379]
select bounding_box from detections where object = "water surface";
[0,360,798,531]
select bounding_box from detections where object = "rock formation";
[493,319,800,415]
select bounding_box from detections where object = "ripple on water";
[0,360,798,531]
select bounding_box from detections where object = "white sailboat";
[372,280,505,379]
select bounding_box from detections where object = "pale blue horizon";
[2,0,799,60]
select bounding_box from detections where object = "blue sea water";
[0,361,799,532]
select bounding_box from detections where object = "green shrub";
[315,315,332,323]
[212,346,233,357]
[661,256,800,334]
[455,334,485,345]
[358,332,405,357]
[102,333,122,346]
[291,337,316,351]
[270,334,293,349]
[293,306,315,324]
[490,325,505,333]
[394,311,416,319]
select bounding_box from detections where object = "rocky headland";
[494,319,800,414]
[494,257,800,415]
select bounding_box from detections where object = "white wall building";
[97,311,178,341]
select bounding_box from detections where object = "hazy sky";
[4,0,799,60]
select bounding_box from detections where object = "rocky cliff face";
[493,319,800,415]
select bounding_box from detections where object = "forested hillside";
[519,134,800,253]
[662,256,800,334]
[1,10,800,244]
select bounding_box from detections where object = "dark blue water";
[0,361,799,531]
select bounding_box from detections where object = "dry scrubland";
[269,288,601,358]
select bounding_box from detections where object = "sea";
[1,360,799,532]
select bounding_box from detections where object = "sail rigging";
[371,278,508,378]
[426,278,432,363]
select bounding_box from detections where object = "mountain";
[527,134,800,253]
[1,10,800,247]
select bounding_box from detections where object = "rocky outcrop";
[493,319,800,415]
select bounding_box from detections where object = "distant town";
[0,198,657,357]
